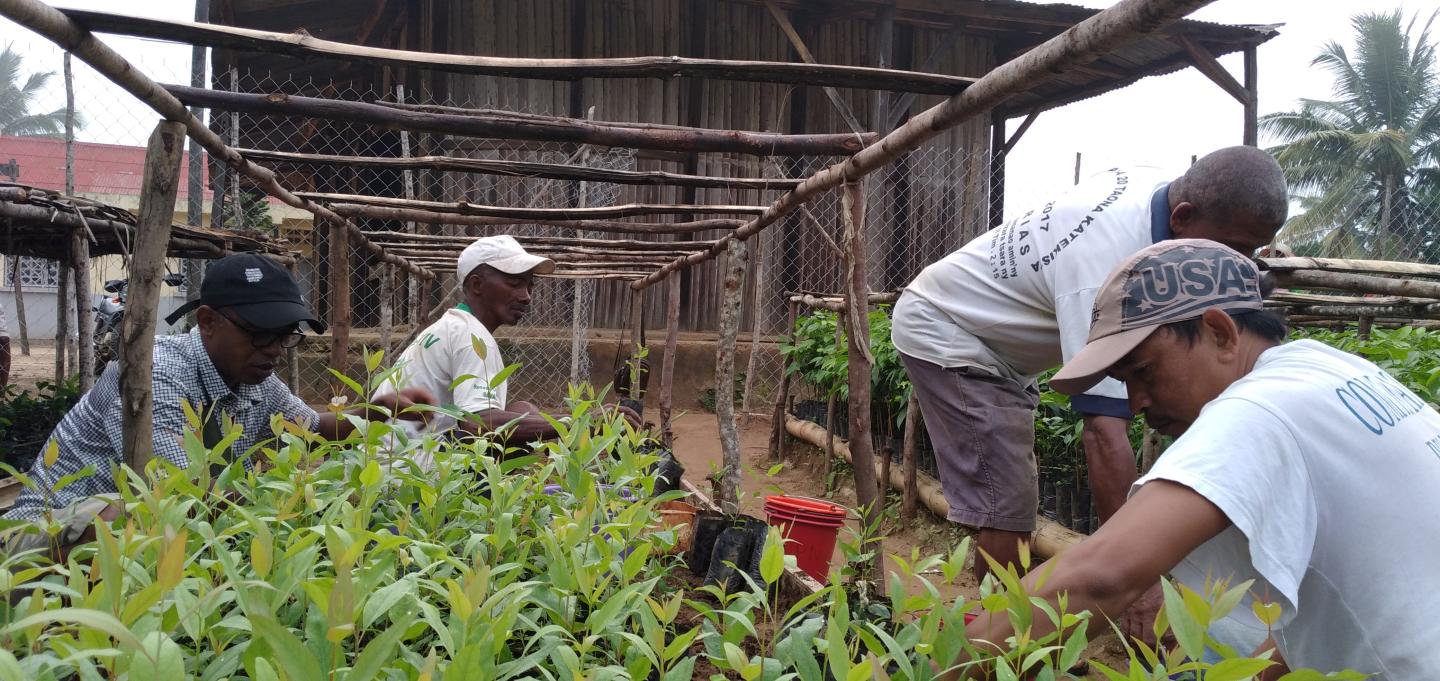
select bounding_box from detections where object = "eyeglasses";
[219,310,305,349]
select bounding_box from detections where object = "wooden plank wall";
[439,0,994,335]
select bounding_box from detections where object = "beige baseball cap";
[1050,239,1264,395]
[457,235,556,280]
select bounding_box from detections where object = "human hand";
[612,404,643,429]
[1120,583,1166,649]
[369,387,437,424]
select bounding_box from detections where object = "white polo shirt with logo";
[1135,340,1440,678]
[374,303,509,437]
[892,166,1172,416]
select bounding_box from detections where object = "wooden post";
[54,263,68,381]
[328,219,352,388]
[63,51,78,373]
[660,272,681,448]
[1357,315,1374,340]
[1139,427,1163,475]
[227,67,240,230]
[715,239,749,513]
[286,260,301,393]
[629,288,645,401]
[823,319,840,484]
[900,390,920,520]
[988,111,1007,228]
[8,243,29,358]
[398,84,421,327]
[378,264,394,361]
[183,0,208,326]
[71,226,93,392]
[569,279,586,386]
[841,181,884,590]
[740,236,764,414]
[1243,46,1258,147]
[768,300,799,461]
[120,120,186,473]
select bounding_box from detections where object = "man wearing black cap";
[1,254,433,551]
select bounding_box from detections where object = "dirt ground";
[8,340,63,392]
[666,411,1130,675]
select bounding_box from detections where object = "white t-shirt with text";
[893,166,1170,406]
[1134,340,1440,678]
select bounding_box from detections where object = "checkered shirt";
[3,328,316,522]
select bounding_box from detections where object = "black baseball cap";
[165,254,326,333]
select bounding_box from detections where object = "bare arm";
[1081,414,1138,522]
[951,480,1233,678]
[315,388,436,440]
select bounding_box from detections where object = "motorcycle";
[93,272,186,375]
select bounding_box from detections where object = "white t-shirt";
[374,304,509,436]
[892,166,1171,409]
[1134,340,1440,678]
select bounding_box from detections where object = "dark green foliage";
[0,376,81,474]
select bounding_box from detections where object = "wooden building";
[202,0,1276,333]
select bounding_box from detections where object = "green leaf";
[487,363,519,389]
[759,527,785,585]
[362,575,415,629]
[359,460,382,487]
[470,335,488,360]
[130,631,187,681]
[250,616,324,680]
[1205,658,1275,681]
[2,608,142,650]
[1160,579,1204,661]
[346,617,411,681]
[0,648,24,681]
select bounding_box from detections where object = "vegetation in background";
[0,44,81,138]
[1262,9,1440,262]
[0,377,82,476]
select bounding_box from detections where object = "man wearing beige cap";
[377,235,638,450]
[958,240,1440,679]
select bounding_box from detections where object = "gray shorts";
[901,353,1039,533]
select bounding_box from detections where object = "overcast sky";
[4,0,1440,218]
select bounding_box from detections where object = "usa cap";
[164,253,325,332]
[1050,239,1263,395]
[457,235,556,281]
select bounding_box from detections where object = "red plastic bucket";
[763,495,847,583]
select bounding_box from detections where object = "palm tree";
[0,43,70,137]
[1261,10,1440,262]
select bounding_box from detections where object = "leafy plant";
[0,376,82,475]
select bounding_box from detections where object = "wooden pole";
[183,0,208,327]
[660,272,681,448]
[568,278,586,388]
[630,0,1223,291]
[628,288,645,401]
[740,236,765,414]
[163,84,876,157]
[715,239,749,513]
[397,84,421,329]
[307,193,765,220]
[1243,45,1258,147]
[841,182,884,590]
[285,260,301,393]
[60,8,976,95]
[54,261,68,381]
[8,238,29,358]
[378,264,394,360]
[988,111,1006,229]
[767,300,798,461]
[1274,269,1440,300]
[334,206,745,234]
[120,120,186,473]
[71,225,92,392]
[328,220,352,388]
[228,68,240,231]
[236,148,804,191]
[900,390,920,520]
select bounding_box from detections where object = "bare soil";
[8,340,63,392]
[665,411,1131,675]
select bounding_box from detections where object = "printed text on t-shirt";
[987,169,1129,279]
[1336,369,1428,436]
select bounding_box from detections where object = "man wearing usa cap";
[3,254,434,555]
[376,235,639,451]
[892,146,1288,580]
[956,240,1440,679]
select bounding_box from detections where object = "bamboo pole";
[332,203,746,234]
[714,239,749,513]
[784,415,1084,558]
[900,390,920,520]
[237,148,804,191]
[304,193,765,219]
[63,8,975,94]
[630,0,1223,291]
[660,272,681,448]
[120,120,185,472]
[0,0,432,280]
[768,300,799,461]
[841,182,884,591]
[163,84,875,157]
